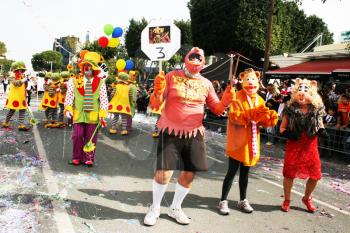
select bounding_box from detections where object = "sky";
[1,0,349,72]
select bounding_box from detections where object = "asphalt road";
[0,97,349,233]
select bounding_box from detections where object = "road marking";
[257,176,350,216]
[99,134,136,158]
[207,155,224,164]
[32,125,76,233]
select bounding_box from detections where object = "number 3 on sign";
[156,47,165,59]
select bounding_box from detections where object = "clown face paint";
[185,47,205,74]
[14,70,25,80]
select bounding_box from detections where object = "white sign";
[141,19,181,61]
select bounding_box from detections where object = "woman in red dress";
[280,78,327,213]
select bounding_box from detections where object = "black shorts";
[156,130,208,172]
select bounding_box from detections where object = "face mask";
[84,70,93,77]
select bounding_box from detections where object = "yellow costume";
[6,82,27,110]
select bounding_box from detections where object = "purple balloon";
[112,27,123,38]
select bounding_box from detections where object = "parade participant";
[41,73,61,128]
[143,47,234,226]
[280,78,327,212]
[126,70,138,132]
[108,72,134,135]
[218,68,278,215]
[56,71,70,128]
[1,61,30,131]
[39,72,52,124]
[336,93,350,129]
[64,51,108,166]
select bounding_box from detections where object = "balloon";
[80,50,88,59]
[125,60,134,70]
[104,24,114,36]
[116,59,126,71]
[98,36,109,48]
[112,27,123,38]
[107,38,120,48]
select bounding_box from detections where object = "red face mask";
[184,47,205,74]
[14,70,24,80]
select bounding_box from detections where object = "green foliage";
[189,0,334,63]
[125,18,148,58]
[174,20,193,45]
[0,41,6,56]
[0,58,13,75]
[31,50,63,72]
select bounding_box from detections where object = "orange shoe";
[302,197,316,213]
[281,200,291,212]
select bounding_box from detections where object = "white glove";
[65,111,73,119]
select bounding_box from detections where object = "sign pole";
[228,54,234,87]
[159,60,162,73]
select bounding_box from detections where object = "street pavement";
[0,96,350,233]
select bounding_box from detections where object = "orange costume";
[226,69,277,166]
[218,68,277,215]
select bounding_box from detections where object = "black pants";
[27,90,31,106]
[3,84,7,93]
[221,157,250,201]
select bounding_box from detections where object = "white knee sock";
[152,179,168,208]
[170,182,190,209]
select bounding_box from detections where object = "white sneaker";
[218,200,230,215]
[237,199,254,213]
[168,207,190,225]
[144,205,160,226]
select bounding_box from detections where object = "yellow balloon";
[116,59,126,71]
[108,38,120,48]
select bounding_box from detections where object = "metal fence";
[203,116,350,161]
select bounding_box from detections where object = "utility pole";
[262,0,275,85]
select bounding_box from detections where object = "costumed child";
[218,68,278,215]
[64,51,108,167]
[336,93,350,129]
[143,47,234,226]
[57,71,70,128]
[108,72,134,135]
[280,78,327,212]
[40,72,60,128]
[126,70,138,132]
[39,72,52,124]
[1,61,30,131]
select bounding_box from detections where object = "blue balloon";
[125,60,134,70]
[112,27,123,38]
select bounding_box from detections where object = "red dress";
[283,132,321,180]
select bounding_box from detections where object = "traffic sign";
[141,19,181,61]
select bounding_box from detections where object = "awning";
[266,58,350,80]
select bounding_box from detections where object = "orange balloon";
[80,50,88,59]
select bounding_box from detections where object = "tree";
[0,58,13,75]
[174,20,193,45]
[188,0,334,64]
[125,18,148,58]
[0,41,7,56]
[31,50,63,72]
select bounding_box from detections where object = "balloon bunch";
[98,24,123,48]
[116,59,134,72]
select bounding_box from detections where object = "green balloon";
[104,24,114,36]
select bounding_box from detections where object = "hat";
[45,72,53,78]
[78,52,103,71]
[60,71,70,80]
[117,72,129,83]
[51,72,61,81]
[11,61,26,72]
